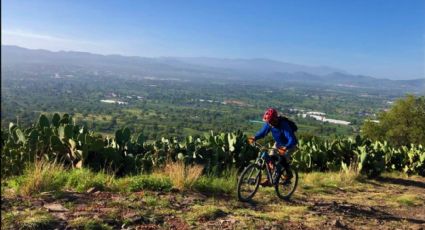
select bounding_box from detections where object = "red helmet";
[263,108,278,123]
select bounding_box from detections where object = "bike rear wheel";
[237,163,262,202]
[274,168,298,200]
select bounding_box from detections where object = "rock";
[72,211,91,217]
[123,212,138,219]
[52,212,67,220]
[86,187,98,193]
[44,203,69,212]
[170,188,180,193]
[409,224,424,230]
[370,207,379,212]
[32,200,44,206]
[331,219,346,228]
[40,191,53,196]
[99,207,117,213]
[123,212,150,225]
[219,217,238,225]
[104,218,119,226]
[59,193,79,202]
[228,217,237,224]
[128,216,145,224]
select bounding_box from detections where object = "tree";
[362,95,425,146]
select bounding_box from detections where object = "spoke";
[276,169,297,199]
[238,164,264,201]
[247,167,255,179]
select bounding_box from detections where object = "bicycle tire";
[274,168,298,200]
[237,163,262,202]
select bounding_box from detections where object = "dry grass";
[18,160,66,196]
[300,170,361,194]
[338,165,361,185]
[341,160,360,175]
[164,161,204,190]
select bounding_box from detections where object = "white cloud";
[3,30,88,43]
[1,29,114,54]
[1,29,165,57]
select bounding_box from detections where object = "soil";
[1,175,424,229]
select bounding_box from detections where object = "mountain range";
[2,45,424,94]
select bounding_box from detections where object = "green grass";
[2,160,424,230]
[8,162,117,195]
[6,161,173,195]
[115,174,172,192]
[395,194,423,207]
[187,204,228,221]
[65,168,116,192]
[194,176,235,195]
[183,127,203,136]
[194,172,238,195]
[143,194,170,207]
[123,108,143,116]
[73,112,113,121]
[1,210,58,230]
[7,162,362,198]
[235,209,289,222]
[69,217,113,230]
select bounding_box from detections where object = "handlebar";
[251,141,273,152]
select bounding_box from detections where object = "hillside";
[2,167,425,229]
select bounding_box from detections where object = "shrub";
[362,95,425,146]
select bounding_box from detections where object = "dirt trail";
[2,175,424,229]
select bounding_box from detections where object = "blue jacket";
[254,119,297,149]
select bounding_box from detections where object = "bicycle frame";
[252,143,279,184]
[249,152,273,184]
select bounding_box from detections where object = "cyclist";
[248,108,297,186]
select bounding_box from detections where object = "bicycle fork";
[260,152,281,185]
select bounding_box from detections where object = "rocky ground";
[2,174,424,229]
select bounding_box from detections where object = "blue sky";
[2,0,424,80]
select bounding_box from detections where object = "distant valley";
[2,45,424,94]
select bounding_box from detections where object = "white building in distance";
[301,112,351,125]
[100,99,128,105]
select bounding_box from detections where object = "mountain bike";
[237,142,298,202]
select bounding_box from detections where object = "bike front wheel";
[237,163,262,202]
[274,168,298,200]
